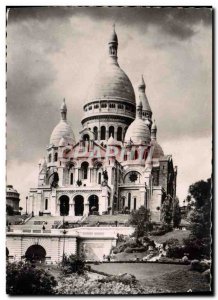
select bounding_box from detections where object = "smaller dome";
[50,120,75,147]
[107,134,115,145]
[59,137,67,147]
[151,140,164,159]
[145,118,151,126]
[125,118,151,145]
[6,185,18,194]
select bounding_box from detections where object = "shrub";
[124,247,133,253]
[183,237,210,260]
[6,261,57,295]
[62,254,85,275]
[166,245,185,259]
[130,247,146,253]
[190,260,205,272]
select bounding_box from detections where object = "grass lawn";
[91,263,210,293]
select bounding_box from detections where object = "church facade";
[28,27,177,222]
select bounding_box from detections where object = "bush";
[183,237,210,260]
[166,245,185,259]
[62,254,85,275]
[151,224,173,236]
[98,273,137,285]
[6,261,57,295]
[124,247,133,253]
[190,260,210,272]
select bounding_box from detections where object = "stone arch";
[74,195,84,216]
[93,126,98,140]
[124,171,142,184]
[100,126,106,140]
[83,134,90,142]
[117,127,123,141]
[59,195,70,216]
[25,244,46,262]
[54,152,58,162]
[88,194,99,214]
[109,126,114,138]
[81,161,89,180]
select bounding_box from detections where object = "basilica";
[28,26,177,222]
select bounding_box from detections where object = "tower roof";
[50,100,75,147]
[138,75,152,112]
[109,24,118,43]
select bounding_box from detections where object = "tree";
[6,261,57,295]
[172,197,181,228]
[161,195,173,225]
[129,206,150,239]
[188,178,211,239]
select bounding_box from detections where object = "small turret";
[60,98,67,121]
[151,120,157,140]
[136,99,143,119]
[108,24,118,61]
[138,75,152,122]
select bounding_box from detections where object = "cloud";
[8,7,212,40]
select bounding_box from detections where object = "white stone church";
[28,26,177,222]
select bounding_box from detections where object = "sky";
[6,7,212,208]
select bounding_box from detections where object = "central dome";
[86,58,135,104]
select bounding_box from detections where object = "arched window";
[109,126,114,138]
[134,150,138,160]
[93,127,98,140]
[70,173,73,185]
[54,153,58,162]
[98,172,101,184]
[134,197,137,210]
[48,154,52,163]
[101,103,107,108]
[101,126,106,140]
[117,127,122,141]
[83,134,90,142]
[128,193,131,209]
[89,106,92,110]
[81,162,89,180]
[45,198,48,210]
[94,104,99,109]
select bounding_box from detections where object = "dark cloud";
[7,6,212,40]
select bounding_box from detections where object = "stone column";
[114,126,118,140]
[84,200,89,216]
[50,191,56,216]
[106,126,109,140]
[69,201,75,217]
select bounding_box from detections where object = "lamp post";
[25,196,28,215]
[62,229,67,265]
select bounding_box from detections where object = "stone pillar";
[106,127,109,140]
[114,127,118,140]
[69,202,75,217]
[84,201,89,216]
[50,191,56,216]
[28,194,33,214]
[75,168,79,181]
